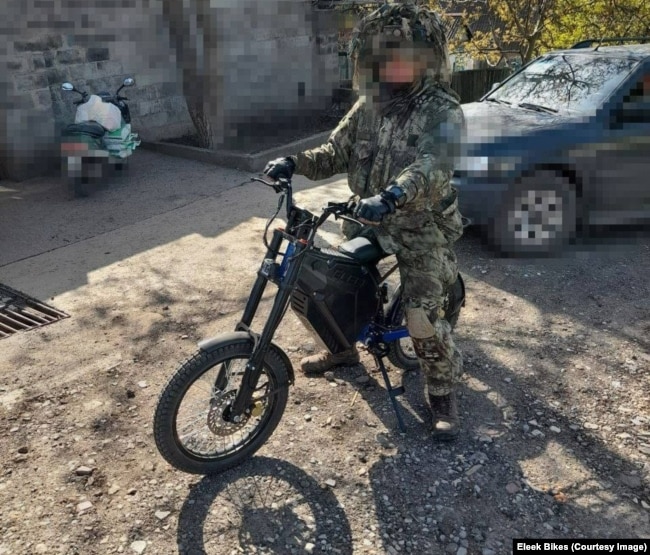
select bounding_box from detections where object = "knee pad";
[405,306,436,339]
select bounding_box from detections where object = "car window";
[487,53,640,114]
[617,71,650,123]
[627,72,650,102]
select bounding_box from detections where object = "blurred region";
[0,1,648,258]
[452,42,650,257]
[0,0,340,181]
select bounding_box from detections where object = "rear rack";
[571,37,650,49]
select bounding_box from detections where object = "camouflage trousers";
[396,246,463,396]
[342,220,463,395]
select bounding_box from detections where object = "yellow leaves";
[430,0,650,67]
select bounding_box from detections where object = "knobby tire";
[154,339,289,475]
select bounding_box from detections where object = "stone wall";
[0,0,340,181]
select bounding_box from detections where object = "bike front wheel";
[154,338,290,475]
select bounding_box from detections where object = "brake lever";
[324,201,363,226]
[251,176,289,187]
[338,214,364,226]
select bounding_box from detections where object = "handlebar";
[72,91,90,105]
[247,175,365,227]
[324,201,364,227]
[249,176,290,194]
[66,88,128,105]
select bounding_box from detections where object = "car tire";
[491,170,577,257]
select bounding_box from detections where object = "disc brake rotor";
[207,390,266,437]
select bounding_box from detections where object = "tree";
[160,0,219,149]
[434,0,650,67]
[435,0,563,65]
[543,0,650,50]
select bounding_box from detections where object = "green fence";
[335,63,514,106]
[450,67,513,104]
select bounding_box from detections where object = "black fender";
[198,331,295,386]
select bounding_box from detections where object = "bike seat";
[337,237,386,264]
[62,121,106,138]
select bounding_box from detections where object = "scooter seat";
[337,237,386,264]
[62,121,106,138]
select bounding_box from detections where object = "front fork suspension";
[228,236,304,419]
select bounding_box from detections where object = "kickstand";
[373,354,406,433]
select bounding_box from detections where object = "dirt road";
[1,150,648,554]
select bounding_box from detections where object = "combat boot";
[300,347,360,375]
[429,391,459,440]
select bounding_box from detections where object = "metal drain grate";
[0,284,69,339]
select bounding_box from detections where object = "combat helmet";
[348,2,452,89]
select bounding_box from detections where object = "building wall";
[0,0,339,181]
[209,1,340,149]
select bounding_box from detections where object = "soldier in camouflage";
[264,2,465,439]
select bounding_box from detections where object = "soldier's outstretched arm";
[392,104,465,206]
[288,100,362,181]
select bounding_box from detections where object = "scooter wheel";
[154,338,290,475]
[62,157,89,198]
[73,177,89,198]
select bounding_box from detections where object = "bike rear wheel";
[154,339,289,475]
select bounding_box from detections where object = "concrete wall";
[213,1,339,148]
[0,0,340,181]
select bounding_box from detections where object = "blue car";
[453,39,650,256]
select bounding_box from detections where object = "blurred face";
[374,35,426,84]
[380,53,421,83]
[362,35,427,85]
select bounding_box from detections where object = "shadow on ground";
[176,456,353,555]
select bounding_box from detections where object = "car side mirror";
[123,77,135,87]
[62,82,74,91]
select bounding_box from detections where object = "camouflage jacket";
[291,78,466,253]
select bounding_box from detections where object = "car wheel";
[492,170,577,257]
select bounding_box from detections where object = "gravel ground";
[0,153,648,554]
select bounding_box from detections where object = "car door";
[587,62,650,225]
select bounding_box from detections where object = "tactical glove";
[354,190,399,223]
[263,157,296,180]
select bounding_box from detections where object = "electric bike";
[153,176,466,475]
